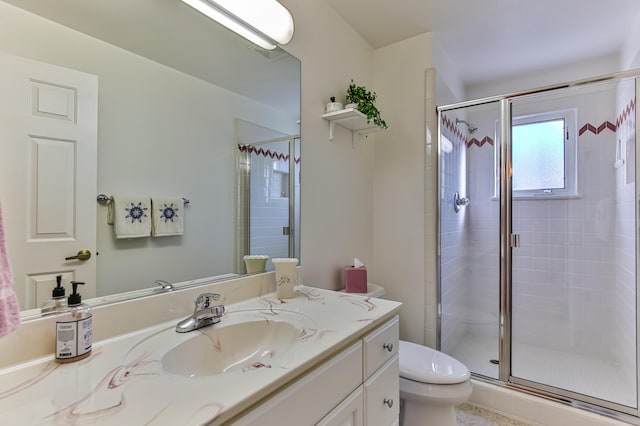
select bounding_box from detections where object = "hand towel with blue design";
[109,195,151,239]
[151,197,184,237]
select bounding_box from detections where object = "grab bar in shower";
[453,191,470,213]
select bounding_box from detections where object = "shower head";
[456,118,478,134]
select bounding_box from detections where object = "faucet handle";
[194,293,221,311]
[154,280,174,291]
[211,305,225,318]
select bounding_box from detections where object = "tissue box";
[345,266,367,293]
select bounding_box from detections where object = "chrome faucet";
[175,293,225,333]
[155,279,174,292]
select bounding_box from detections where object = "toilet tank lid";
[338,283,385,298]
[399,340,470,384]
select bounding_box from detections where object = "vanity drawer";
[363,316,399,378]
[364,354,399,426]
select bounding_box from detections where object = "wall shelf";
[321,108,381,144]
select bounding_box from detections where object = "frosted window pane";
[512,119,565,191]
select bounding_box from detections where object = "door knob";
[65,250,91,261]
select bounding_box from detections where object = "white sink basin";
[124,309,317,378]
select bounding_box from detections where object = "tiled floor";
[448,333,636,407]
[456,403,534,426]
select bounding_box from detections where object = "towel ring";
[96,194,190,206]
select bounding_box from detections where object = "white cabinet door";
[233,341,363,425]
[364,354,399,426]
[316,386,364,426]
[0,52,98,309]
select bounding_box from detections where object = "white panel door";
[0,52,98,310]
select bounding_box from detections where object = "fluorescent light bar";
[181,0,294,50]
[211,0,294,45]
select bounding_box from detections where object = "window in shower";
[495,108,577,197]
[513,118,565,190]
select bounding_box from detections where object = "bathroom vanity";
[0,276,401,425]
[235,315,400,425]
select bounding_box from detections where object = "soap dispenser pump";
[41,275,68,315]
[55,281,93,363]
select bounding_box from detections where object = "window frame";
[494,108,578,198]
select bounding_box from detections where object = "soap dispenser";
[55,281,93,363]
[41,275,68,315]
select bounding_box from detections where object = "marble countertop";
[0,286,401,425]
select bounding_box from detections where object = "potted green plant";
[346,79,388,129]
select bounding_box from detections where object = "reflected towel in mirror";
[0,199,20,337]
[151,197,184,237]
[109,195,151,239]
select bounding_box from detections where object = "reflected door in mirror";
[0,52,98,310]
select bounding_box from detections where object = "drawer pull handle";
[383,398,394,408]
[383,342,394,352]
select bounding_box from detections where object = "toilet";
[399,340,472,426]
[346,284,472,426]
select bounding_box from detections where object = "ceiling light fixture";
[181,0,294,50]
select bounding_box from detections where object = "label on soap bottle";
[56,315,92,361]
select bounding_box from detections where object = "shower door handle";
[510,234,520,248]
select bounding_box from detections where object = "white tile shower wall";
[466,135,500,334]
[514,89,618,359]
[458,104,501,352]
[614,78,636,383]
[440,111,470,352]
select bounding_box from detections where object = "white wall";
[372,34,431,344]
[466,55,621,101]
[620,8,640,70]
[280,0,377,290]
[280,3,439,344]
[431,33,466,105]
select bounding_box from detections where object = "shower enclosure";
[438,71,639,419]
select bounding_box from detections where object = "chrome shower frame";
[436,68,640,424]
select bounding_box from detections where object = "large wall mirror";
[0,0,301,317]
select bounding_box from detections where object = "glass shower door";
[508,78,637,411]
[439,101,501,379]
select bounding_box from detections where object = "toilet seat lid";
[399,340,470,384]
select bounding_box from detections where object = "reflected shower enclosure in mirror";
[0,0,301,315]
[236,119,301,274]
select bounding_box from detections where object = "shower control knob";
[383,342,394,352]
[383,398,394,408]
